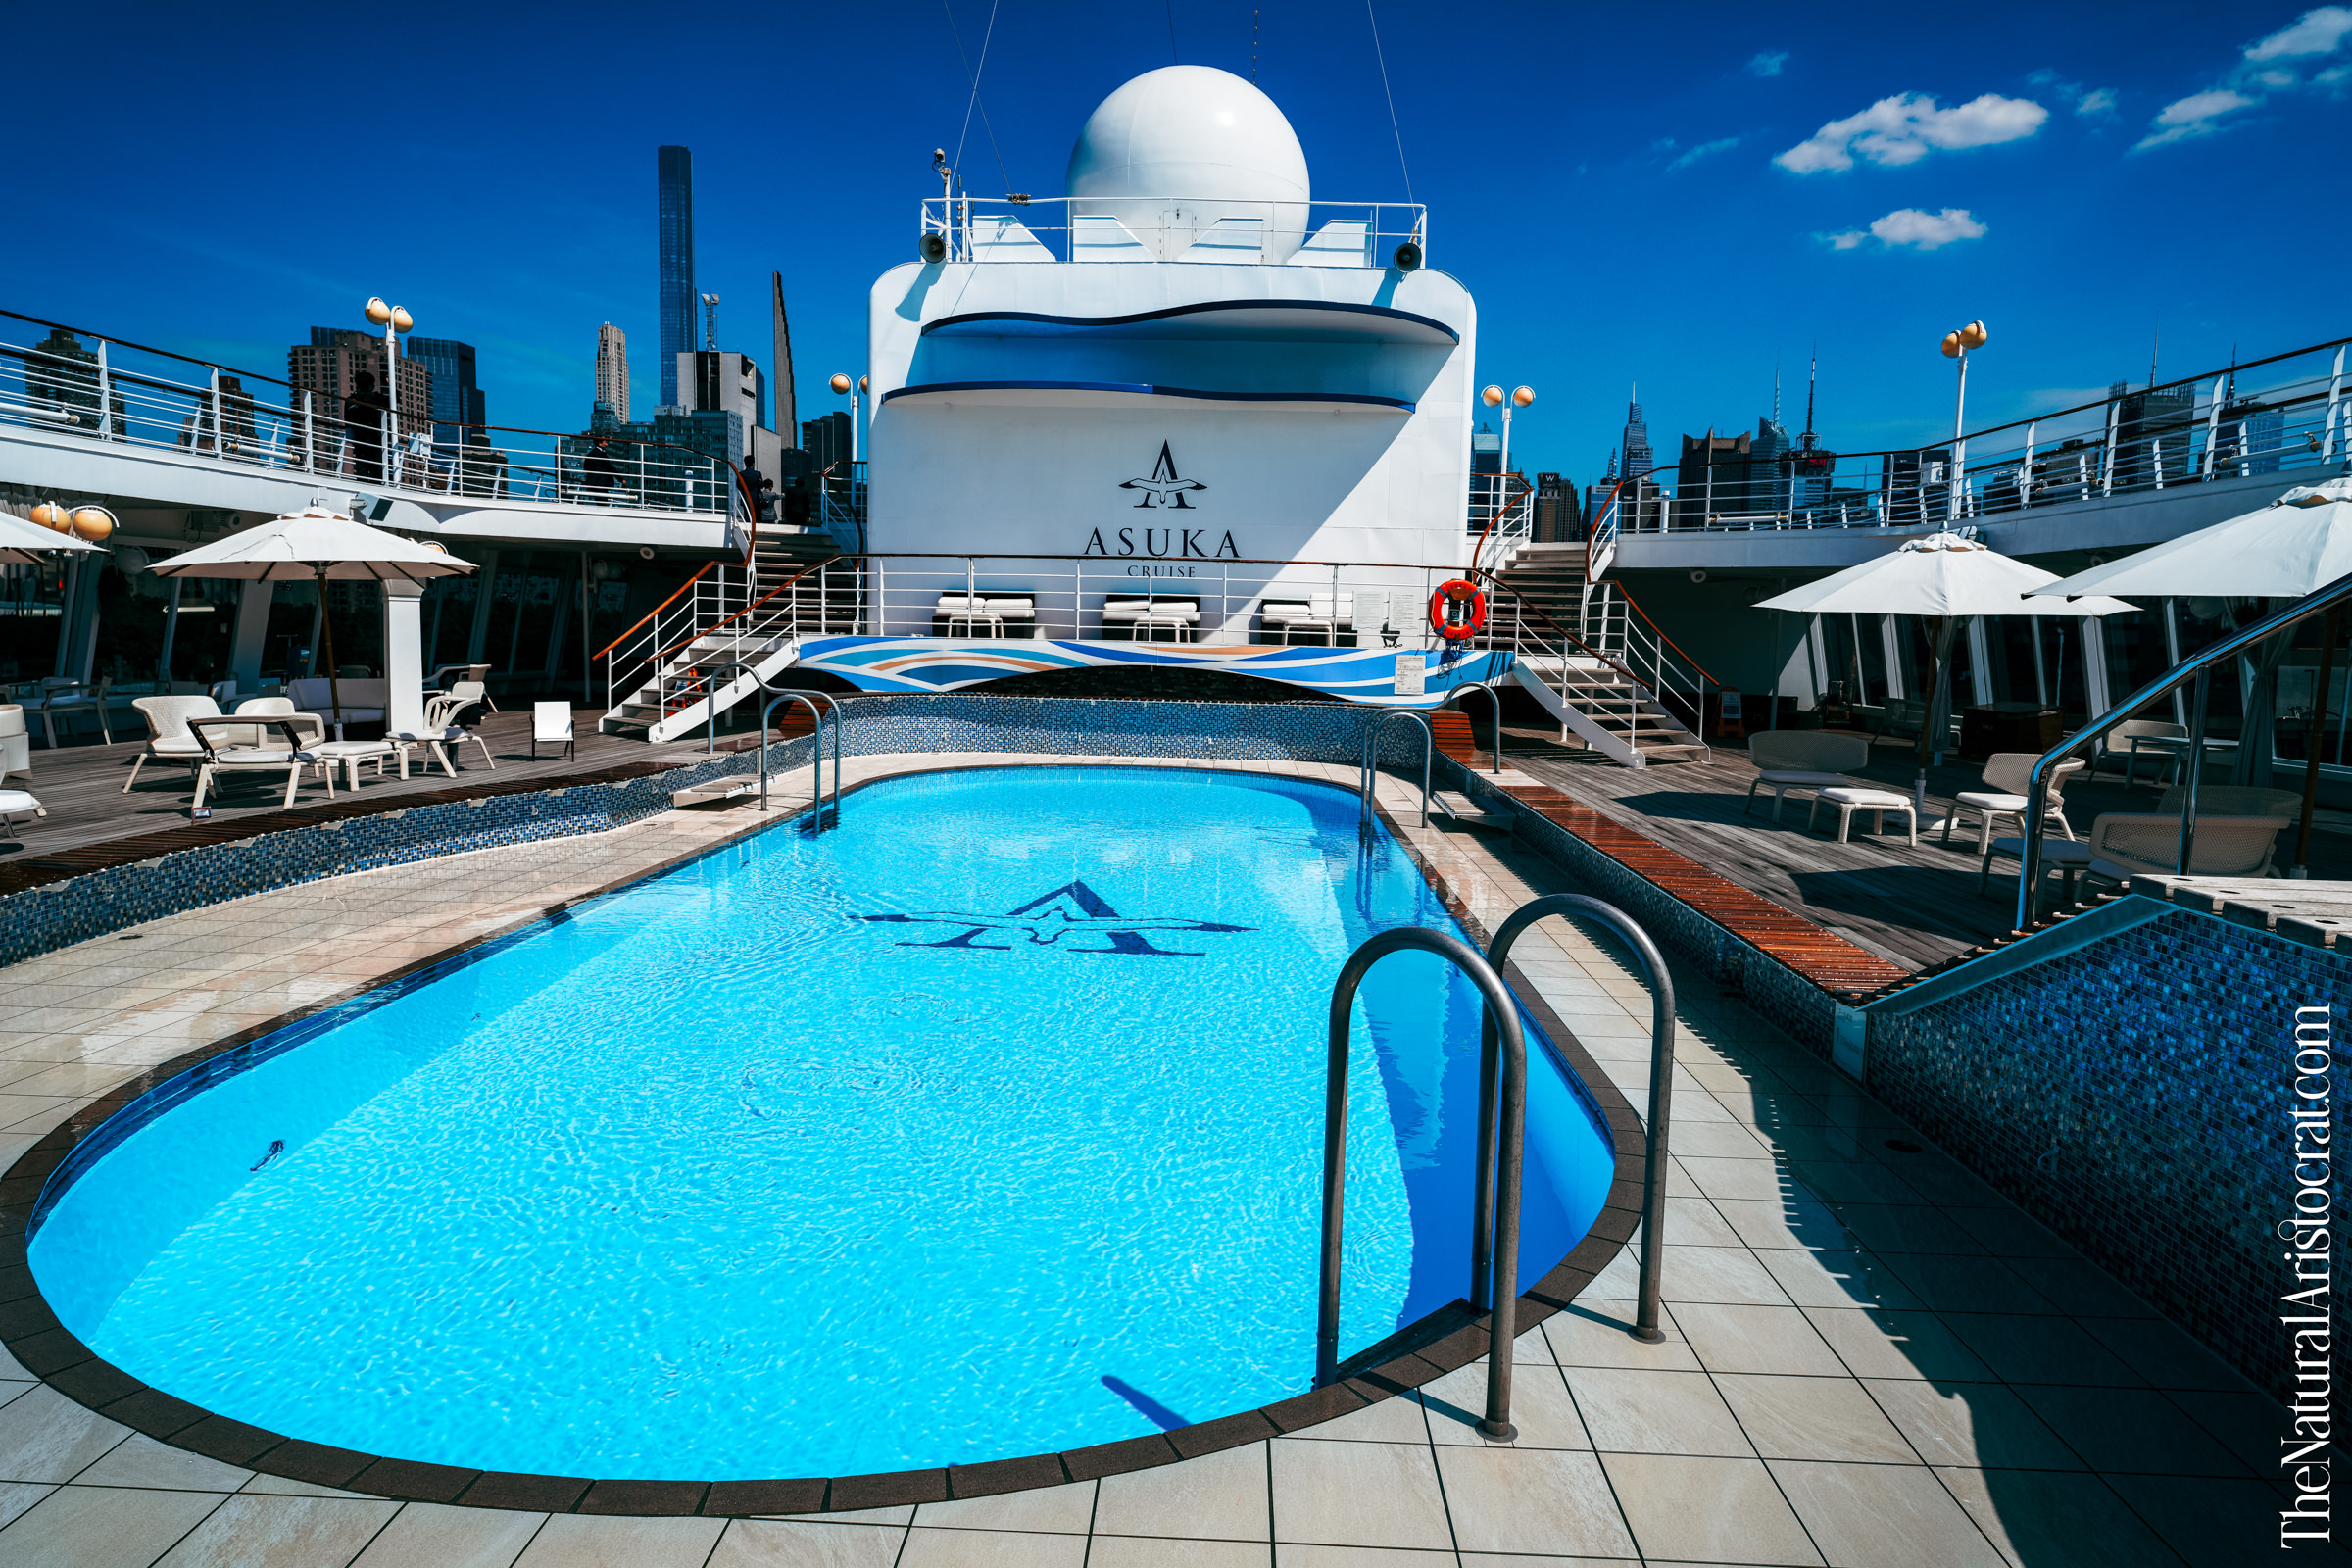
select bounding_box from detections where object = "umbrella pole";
[1913,618,1948,822]
[318,567,344,742]
[2292,608,2341,877]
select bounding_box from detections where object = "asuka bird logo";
[1118,442,1206,509]
[861,879,1251,957]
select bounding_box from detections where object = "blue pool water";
[30,766,1615,1480]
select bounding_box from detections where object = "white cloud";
[1822,208,1988,252]
[1669,136,1740,171]
[2135,87,2258,149]
[2136,8,2352,150]
[2027,70,2119,118]
[2246,5,2352,59]
[1775,92,2048,173]
[1748,50,1789,77]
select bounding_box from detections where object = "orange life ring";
[1430,579,1487,641]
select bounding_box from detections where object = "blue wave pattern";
[795,637,1510,705]
[31,768,1611,1480]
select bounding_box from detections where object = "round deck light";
[68,505,117,542]
[364,298,393,326]
[829,373,852,395]
[28,502,71,532]
[391,307,415,334]
[1481,385,1504,407]
[1512,386,1536,408]
[1958,319,1988,349]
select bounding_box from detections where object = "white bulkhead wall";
[863,259,1478,580]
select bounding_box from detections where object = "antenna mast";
[701,292,719,351]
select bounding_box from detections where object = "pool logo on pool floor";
[862,879,1252,957]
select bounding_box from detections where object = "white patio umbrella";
[151,506,474,729]
[1755,532,2136,820]
[0,506,105,564]
[2031,476,2352,791]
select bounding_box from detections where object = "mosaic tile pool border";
[0,697,1452,971]
[1865,905,2352,1403]
[0,760,1649,1517]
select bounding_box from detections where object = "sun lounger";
[1742,731,1870,822]
[123,695,222,792]
[185,715,334,809]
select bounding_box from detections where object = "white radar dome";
[1064,66,1311,262]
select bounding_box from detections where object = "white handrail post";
[2020,420,2036,509]
[94,340,112,441]
[2200,376,2223,478]
[2100,399,2120,496]
[2325,344,2346,462]
[208,366,221,454]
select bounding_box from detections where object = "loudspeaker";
[1392,240,1423,271]
[918,231,949,264]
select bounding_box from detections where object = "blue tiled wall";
[1867,906,2350,1401]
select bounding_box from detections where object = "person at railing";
[580,437,627,506]
[344,371,389,482]
[219,375,258,461]
[458,430,508,499]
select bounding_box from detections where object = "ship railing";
[0,308,739,517]
[1586,333,2350,540]
[917,194,1428,267]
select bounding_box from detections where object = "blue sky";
[6,1,2347,484]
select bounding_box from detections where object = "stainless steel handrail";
[757,690,831,819]
[2015,568,2352,925]
[1450,681,1504,775]
[1481,895,1679,1343]
[1360,709,1434,827]
[1318,926,1526,1440]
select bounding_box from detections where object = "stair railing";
[2014,569,2352,926]
[1319,927,1527,1440]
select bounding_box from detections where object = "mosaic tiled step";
[1424,708,1910,1000]
[0,760,682,900]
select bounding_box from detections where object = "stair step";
[1433,791,1514,830]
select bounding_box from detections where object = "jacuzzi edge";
[0,761,1651,1518]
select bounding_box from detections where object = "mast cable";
[1365,0,1413,203]
[941,0,1011,193]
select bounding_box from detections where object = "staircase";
[598,529,859,743]
[1470,556,1711,769]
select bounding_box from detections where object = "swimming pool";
[28,765,1617,1481]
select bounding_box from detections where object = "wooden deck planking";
[1459,721,2352,972]
[0,709,787,877]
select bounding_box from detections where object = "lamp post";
[1939,320,1986,522]
[1480,383,1537,539]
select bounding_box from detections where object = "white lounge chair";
[1742,731,1871,822]
[1940,753,2084,850]
[394,690,497,776]
[228,697,326,749]
[27,677,112,746]
[2082,812,2292,884]
[0,786,43,832]
[2097,718,2189,788]
[532,702,575,760]
[0,705,28,786]
[1261,594,1354,644]
[1102,596,1201,642]
[185,715,335,809]
[123,695,222,792]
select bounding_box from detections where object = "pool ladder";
[1316,895,1679,1439]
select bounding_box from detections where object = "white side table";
[311,740,398,792]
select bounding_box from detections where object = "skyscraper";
[770,272,797,447]
[658,145,696,411]
[407,336,485,444]
[1620,388,1654,480]
[596,323,630,421]
[288,328,429,436]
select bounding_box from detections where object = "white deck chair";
[1940,753,2084,849]
[184,716,334,809]
[2082,813,2291,884]
[532,702,575,760]
[0,705,28,786]
[1742,731,1870,822]
[124,695,222,792]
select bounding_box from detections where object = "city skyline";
[5,2,2347,488]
